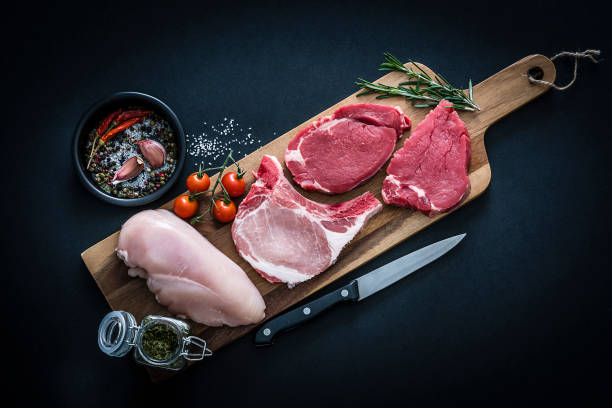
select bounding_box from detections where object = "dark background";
[4,1,611,406]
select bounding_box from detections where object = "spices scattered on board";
[83,110,178,199]
[186,117,264,168]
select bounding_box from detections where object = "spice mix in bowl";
[72,92,186,206]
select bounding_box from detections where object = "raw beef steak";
[231,155,382,287]
[285,104,411,194]
[382,100,471,216]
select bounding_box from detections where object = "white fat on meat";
[285,104,411,194]
[231,155,382,287]
[382,99,470,216]
[116,209,266,327]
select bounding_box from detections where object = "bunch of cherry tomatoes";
[173,167,246,224]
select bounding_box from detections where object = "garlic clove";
[112,156,144,184]
[136,139,166,168]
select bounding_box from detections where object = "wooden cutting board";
[82,54,555,381]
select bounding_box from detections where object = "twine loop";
[527,49,601,90]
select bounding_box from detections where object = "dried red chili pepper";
[101,117,143,143]
[97,109,122,136]
[115,110,153,124]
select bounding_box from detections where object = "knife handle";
[254,280,359,346]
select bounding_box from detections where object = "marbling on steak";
[285,104,410,194]
[382,100,471,216]
[232,155,382,287]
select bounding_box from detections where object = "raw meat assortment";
[116,209,266,327]
[285,103,411,194]
[232,155,382,287]
[382,99,471,216]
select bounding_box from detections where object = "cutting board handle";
[470,54,556,132]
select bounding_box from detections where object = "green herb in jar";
[141,324,179,361]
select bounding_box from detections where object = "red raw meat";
[285,103,410,194]
[231,155,382,287]
[382,100,471,216]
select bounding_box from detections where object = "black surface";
[4,1,611,406]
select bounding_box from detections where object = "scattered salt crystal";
[186,118,266,169]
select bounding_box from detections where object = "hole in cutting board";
[528,66,544,80]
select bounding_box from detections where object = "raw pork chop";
[117,209,266,327]
[285,103,411,194]
[382,100,471,216]
[231,155,382,287]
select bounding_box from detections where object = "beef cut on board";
[382,100,471,216]
[285,103,411,194]
[231,154,382,287]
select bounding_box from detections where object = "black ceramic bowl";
[72,92,186,206]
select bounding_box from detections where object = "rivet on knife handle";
[254,281,359,346]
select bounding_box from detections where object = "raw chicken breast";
[116,209,265,327]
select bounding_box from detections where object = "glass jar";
[98,311,212,371]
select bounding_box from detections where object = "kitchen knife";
[254,233,466,346]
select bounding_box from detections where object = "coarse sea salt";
[186,117,263,168]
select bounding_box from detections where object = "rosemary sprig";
[356,52,480,112]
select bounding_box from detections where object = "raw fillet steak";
[117,209,266,327]
[382,100,471,216]
[285,103,411,194]
[231,155,382,287]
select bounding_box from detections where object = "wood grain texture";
[81,54,555,381]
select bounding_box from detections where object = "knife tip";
[451,233,467,244]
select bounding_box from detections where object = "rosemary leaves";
[356,53,480,112]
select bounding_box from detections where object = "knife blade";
[254,233,466,346]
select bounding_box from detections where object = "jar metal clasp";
[181,335,213,361]
[126,324,141,346]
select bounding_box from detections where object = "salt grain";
[186,118,263,167]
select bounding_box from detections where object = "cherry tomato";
[212,199,236,223]
[186,172,210,194]
[174,195,199,219]
[221,172,246,197]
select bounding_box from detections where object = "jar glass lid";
[98,311,138,358]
